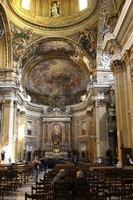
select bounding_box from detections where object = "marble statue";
[51,2,59,17]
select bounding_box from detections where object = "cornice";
[102,0,133,56]
[5,0,100,35]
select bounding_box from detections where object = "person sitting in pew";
[51,169,72,200]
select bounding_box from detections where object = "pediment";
[43,108,71,119]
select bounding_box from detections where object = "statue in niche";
[52,124,62,145]
[51,1,60,17]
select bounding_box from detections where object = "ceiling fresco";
[25,59,89,106]
[71,27,97,59]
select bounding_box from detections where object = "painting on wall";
[52,124,62,144]
[25,58,89,106]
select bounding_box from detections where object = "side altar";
[42,108,72,157]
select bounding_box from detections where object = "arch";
[21,36,93,85]
[0,3,12,69]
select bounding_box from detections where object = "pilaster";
[17,111,26,160]
[1,99,16,162]
[88,84,109,158]
[110,55,132,162]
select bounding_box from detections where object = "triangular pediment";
[43,108,71,118]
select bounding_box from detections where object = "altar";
[42,108,72,157]
[45,151,68,158]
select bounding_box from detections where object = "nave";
[0,161,133,200]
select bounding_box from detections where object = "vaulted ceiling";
[21,37,91,106]
[5,0,124,36]
[1,0,125,107]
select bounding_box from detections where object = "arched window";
[79,0,88,11]
[21,0,31,10]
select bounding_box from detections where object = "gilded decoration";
[122,50,131,65]
[5,0,99,32]
[111,60,126,73]
[0,3,12,68]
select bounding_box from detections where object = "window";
[82,121,86,135]
[21,0,31,10]
[27,129,32,136]
[79,0,88,11]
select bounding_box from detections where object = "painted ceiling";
[25,59,89,106]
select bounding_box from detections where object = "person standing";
[32,157,39,182]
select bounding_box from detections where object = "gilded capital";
[122,50,131,65]
[2,99,11,106]
[111,59,126,73]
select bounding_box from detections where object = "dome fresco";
[25,59,89,106]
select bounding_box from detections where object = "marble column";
[123,51,133,148]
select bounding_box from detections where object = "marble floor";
[1,171,46,200]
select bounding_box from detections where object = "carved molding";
[0,69,17,83]
[5,0,100,32]
[95,99,107,107]
[43,109,71,122]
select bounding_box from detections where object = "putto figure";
[51,1,60,17]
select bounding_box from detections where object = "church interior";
[0,0,133,199]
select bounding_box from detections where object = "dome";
[5,0,99,34]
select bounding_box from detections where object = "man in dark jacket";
[51,169,72,200]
